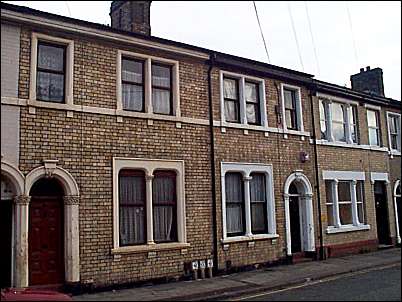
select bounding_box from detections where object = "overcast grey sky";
[5,1,401,100]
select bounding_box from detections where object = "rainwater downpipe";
[308,83,325,260]
[207,52,219,274]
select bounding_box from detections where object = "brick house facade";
[1,1,400,292]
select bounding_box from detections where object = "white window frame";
[322,170,370,234]
[29,32,74,107]
[366,107,381,147]
[112,157,188,254]
[117,50,181,117]
[221,162,277,243]
[280,83,304,133]
[319,98,358,145]
[386,111,401,155]
[219,70,268,127]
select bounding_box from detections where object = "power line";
[287,2,304,72]
[346,3,359,69]
[64,1,72,17]
[253,1,271,64]
[304,1,321,76]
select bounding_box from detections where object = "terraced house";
[1,1,400,293]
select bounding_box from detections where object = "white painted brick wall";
[1,105,20,166]
[1,23,20,98]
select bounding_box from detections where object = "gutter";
[308,82,325,260]
[207,52,219,273]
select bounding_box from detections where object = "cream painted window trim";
[370,172,389,185]
[1,9,209,60]
[364,103,381,111]
[221,162,276,241]
[316,93,360,106]
[313,139,388,153]
[117,50,180,117]
[212,120,310,137]
[322,170,365,181]
[220,70,268,127]
[280,83,304,132]
[111,242,190,255]
[386,111,401,153]
[29,32,74,106]
[366,107,381,147]
[326,224,370,234]
[220,234,279,244]
[112,157,186,250]
[1,97,209,126]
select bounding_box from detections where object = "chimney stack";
[350,66,385,97]
[110,1,152,36]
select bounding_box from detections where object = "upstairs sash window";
[122,58,145,111]
[152,63,172,115]
[36,42,66,103]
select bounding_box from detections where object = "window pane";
[227,204,244,235]
[357,203,365,224]
[285,109,296,129]
[251,203,266,233]
[225,100,239,122]
[119,171,146,246]
[153,172,177,243]
[332,122,346,141]
[152,64,170,88]
[325,181,333,203]
[38,43,64,72]
[225,173,244,236]
[250,173,267,234]
[367,110,377,128]
[351,125,358,143]
[36,71,64,102]
[338,182,351,202]
[223,78,238,99]
[369,128,379,146]
[332,103,345,122]
[320,121,327,140]
[391,134,398,150]
[250,173,265,202]
[284,89,295,109]
[225,173,243,203]
[326,204,334,226]
[246,103,258,124]
[122,84,143,111]
[152,88,171,114]
[153,173,175,204]
[245,82,257,103]
[356,181,364,203]
[339,203,353,225]
[122,59,143,83]
[349,106,358,143]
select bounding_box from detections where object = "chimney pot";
[360,68,364,73]
[366,66,370,71]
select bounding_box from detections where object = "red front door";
[29,196,64,286]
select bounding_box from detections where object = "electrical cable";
[253,1,271,64]
[346,3,359,70]
[304,2,321,76]
[287,2,304,72]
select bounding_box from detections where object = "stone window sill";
[314,140,389,153]
[111,242,190,255]
[326,224,370,234]
[221,234,279,244]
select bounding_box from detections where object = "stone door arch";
[284,171,315,256]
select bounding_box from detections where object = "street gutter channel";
[164,261,401,302]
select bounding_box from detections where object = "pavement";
[73,247,401,301]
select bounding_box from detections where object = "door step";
[378,244,394,250]
[291,252,314,264]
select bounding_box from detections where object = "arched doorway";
[284,172,315,257]
[1,175,16,288]
[29,178,65,286]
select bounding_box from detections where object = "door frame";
[284,171,315,256]
[394,180,401,244]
